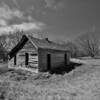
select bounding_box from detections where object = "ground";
[0,58,100,100]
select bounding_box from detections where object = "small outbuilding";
[8,34,70,73]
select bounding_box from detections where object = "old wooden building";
[8,34,70,73]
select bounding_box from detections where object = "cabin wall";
[17,50,38,68]
[38,49,47,71]
[8,40,39,72]
[8,51,38,65]
[38,48,70,72]
[51,54,65,68]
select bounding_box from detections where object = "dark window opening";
[25,53,29,65]
[14,55,17,65]
[47,54,51,71]
[30,53,38,56]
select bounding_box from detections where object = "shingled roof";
[27,35,69,51]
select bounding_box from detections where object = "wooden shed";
[8,35,70,73]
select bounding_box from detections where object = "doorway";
[47,54,51,70]
[25,53,29,65]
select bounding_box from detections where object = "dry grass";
[0,61,100,100]
[71,57,100,66]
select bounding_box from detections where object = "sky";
[0,0,100,41]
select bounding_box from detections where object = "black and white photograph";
[0,0,100,100]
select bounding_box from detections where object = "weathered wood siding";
[17,51,38,68]
[38,49,47,71]
[8,40,39,71]
[51,53,65,68]
[66,52,70,65]
[38,48,70,72]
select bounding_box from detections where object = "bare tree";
[0,34,8,49]
[63,41,79,57]
[0,30,48,52]
[0,35,8,61]
[76,32,100,57]
[0,29,24,51]
[8,29,24,45]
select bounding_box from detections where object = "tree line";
[0,30,47,62]
[0,31,100,62]
[65,32,100,58]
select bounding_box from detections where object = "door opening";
[47,54,51,70]
[25,53,29,65]
[14,55,17,65]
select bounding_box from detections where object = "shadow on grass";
[49,62,82,75]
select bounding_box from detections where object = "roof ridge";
[26,35,69,51]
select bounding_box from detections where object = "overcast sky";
[0,0,100,41]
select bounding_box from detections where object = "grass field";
[0,59,100,100]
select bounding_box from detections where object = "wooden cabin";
[8,35,70,73]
